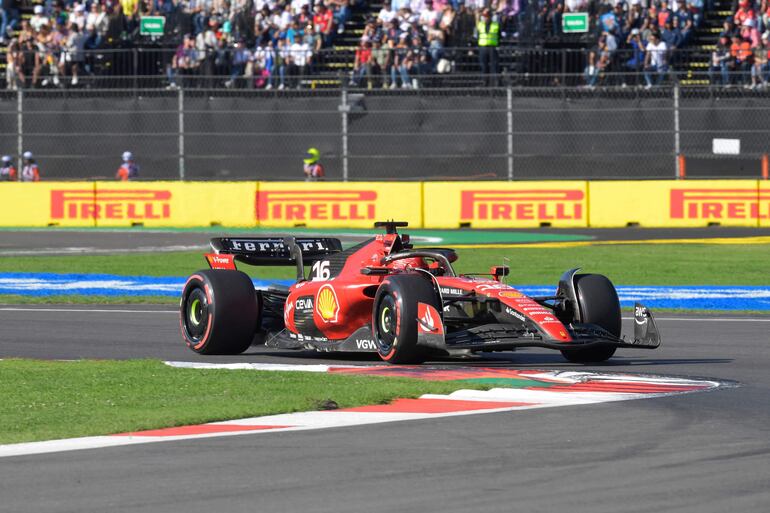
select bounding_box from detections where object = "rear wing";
[209,237,343,266]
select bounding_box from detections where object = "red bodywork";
[281,233,572,345]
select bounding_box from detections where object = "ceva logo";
[51,190,171,220]
[460,190,584,221]
[670,189,770,219]
[257,190,377,222]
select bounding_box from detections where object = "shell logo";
[499,291,524,299]
[316,284,340,323]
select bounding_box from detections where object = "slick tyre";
[180,269,259,355]
[561,273,621,364]
[373,274,440,364]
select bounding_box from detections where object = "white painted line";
[623,316,770,322]
[0,307,177,314]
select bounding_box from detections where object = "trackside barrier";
[589,180,766,228]
[1,180,768,229]
[0,182,257,228]
[255,182,423,229]
[423,182,589,229]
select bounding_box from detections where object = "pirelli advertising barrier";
[0,182,256,228]
[0,180,767,228]
[0,181,422,228]
[423,181,589,228]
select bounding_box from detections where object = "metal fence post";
[178,87,185,180]
[673,84,681,179]
[339,86,349,182]
[17,89,22,166]
[507,85,513,180]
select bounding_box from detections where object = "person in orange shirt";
[730,35,753,85]
[20,151,40,182]
[0,156,17,181]
[116,151,139,181]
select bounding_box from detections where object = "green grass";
[0,359,489,445]
[0,243,768,285]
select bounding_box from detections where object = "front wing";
[418,302,661,354]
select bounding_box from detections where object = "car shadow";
[239,349,732,368]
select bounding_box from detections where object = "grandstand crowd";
[2,0,770,88]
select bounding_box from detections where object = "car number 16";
[311,260,331,280]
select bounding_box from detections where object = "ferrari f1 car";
[180,221,660,364]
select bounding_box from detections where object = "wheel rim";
[376,295,397,355]
[183,288,209,341]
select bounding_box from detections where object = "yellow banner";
[92,182,256,228]
[0,182,257,228]
[589,180,762,228]
[0,182,96,227]
[256,182,422,228]
[423,181,588,228]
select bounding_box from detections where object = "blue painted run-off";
[1,273,769,311]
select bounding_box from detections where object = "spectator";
[741,18,760,47]
[584,36,610,87]
[709,35,732,86]
[20,151,40,182]
[167,34,199,89]
[329,0,351,34]
[370,37,391,86]
[303,147,325,180]
[379,1,397,25]
[70,4,87,32]
[657,0,674,28]
[60,24,86,86]
[720,17,737,40]
[0,155,16,181]
[85,2,108,49]
[751,32,769,88]
[730,33,752,84]
[313,2,334,48]
[734,0,755,27]
[643,32,668,88]
[5,36,23,90]
[351,39,373,86]
[476,8,500,84]
[225,40,252,88]
[116,151,139,181]
[30,5,48,33]
[289,35,313,87]
[625,28,646,75]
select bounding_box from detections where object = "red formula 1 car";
[180,222,660,364]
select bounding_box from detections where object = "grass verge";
[0,243,768,285]
[0,359,489,445]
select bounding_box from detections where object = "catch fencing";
[1,84,769,181]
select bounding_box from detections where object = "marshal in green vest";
[477,20,500,47]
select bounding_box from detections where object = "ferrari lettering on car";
[179,222,661,364]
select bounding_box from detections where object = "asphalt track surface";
[1,306,769,512]
[3,227,770,255]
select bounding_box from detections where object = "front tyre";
[373,274,440,364]
[561,273,621,363]
[180,269,259,355]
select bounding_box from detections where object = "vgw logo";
[460,190,584,221]
[257,190,377,221]
[670,189,770,220]
[51,190,171,220]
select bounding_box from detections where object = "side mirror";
[490,266,510,282]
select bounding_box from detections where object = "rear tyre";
[180,269,259,355]
[561,273,620,363]
[373,274,440,364]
